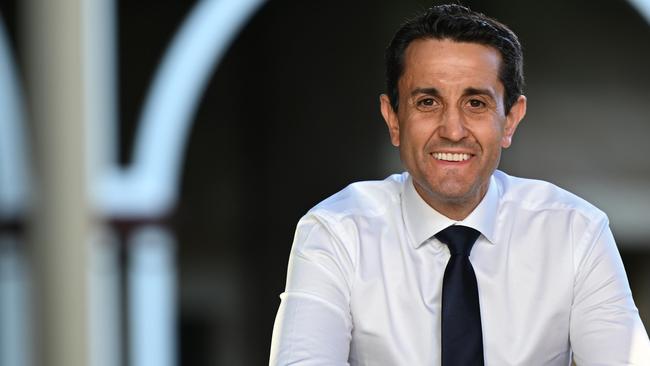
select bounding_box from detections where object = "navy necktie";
[435,225,484,366]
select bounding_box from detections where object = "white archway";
[0,17,29,220]
[629,0,650,23]
[98,0,267,218]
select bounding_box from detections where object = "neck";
[413,182,486,221]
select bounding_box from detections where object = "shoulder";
[291,173,407,266]
[294,173,406,244]
[494,170,607,225]
[307,173,406,220]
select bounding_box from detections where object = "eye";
[468,99,486,108]
[418,98,434,106]
[415,97,438,111]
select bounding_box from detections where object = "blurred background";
[0,0,649,365]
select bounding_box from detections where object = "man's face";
[380,38,526,219]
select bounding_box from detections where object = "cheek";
[403,112,436,134]
[473,127,505,154]
[475,119,506,141]
[401,122,433,151]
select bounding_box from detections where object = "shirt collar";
[401,173,499,248]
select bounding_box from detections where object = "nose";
[438,106,469,141]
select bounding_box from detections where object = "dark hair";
[385,4,524,114]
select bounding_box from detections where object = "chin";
[432,183,481,204]
[435,191,474,204]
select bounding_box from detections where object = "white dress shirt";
[270,171,650,365]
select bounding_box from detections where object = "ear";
[380,94,400,147]
[501,95,527,148]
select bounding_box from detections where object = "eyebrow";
[463,87,497,100]
[410,87,440,97]
[410,86,497,100]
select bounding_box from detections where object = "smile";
[432,152,472,162]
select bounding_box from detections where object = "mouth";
[431,152,473,162]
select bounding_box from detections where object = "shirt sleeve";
[269,213,356,366]
[570,217,650,365]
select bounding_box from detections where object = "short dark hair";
[385,4,524,114]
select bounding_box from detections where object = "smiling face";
[380,38,526,220]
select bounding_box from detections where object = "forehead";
[400,38,503,93]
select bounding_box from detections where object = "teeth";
[433,152,471,162]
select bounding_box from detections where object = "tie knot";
[435,225,480,256]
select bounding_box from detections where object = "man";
[270,4,650,365]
